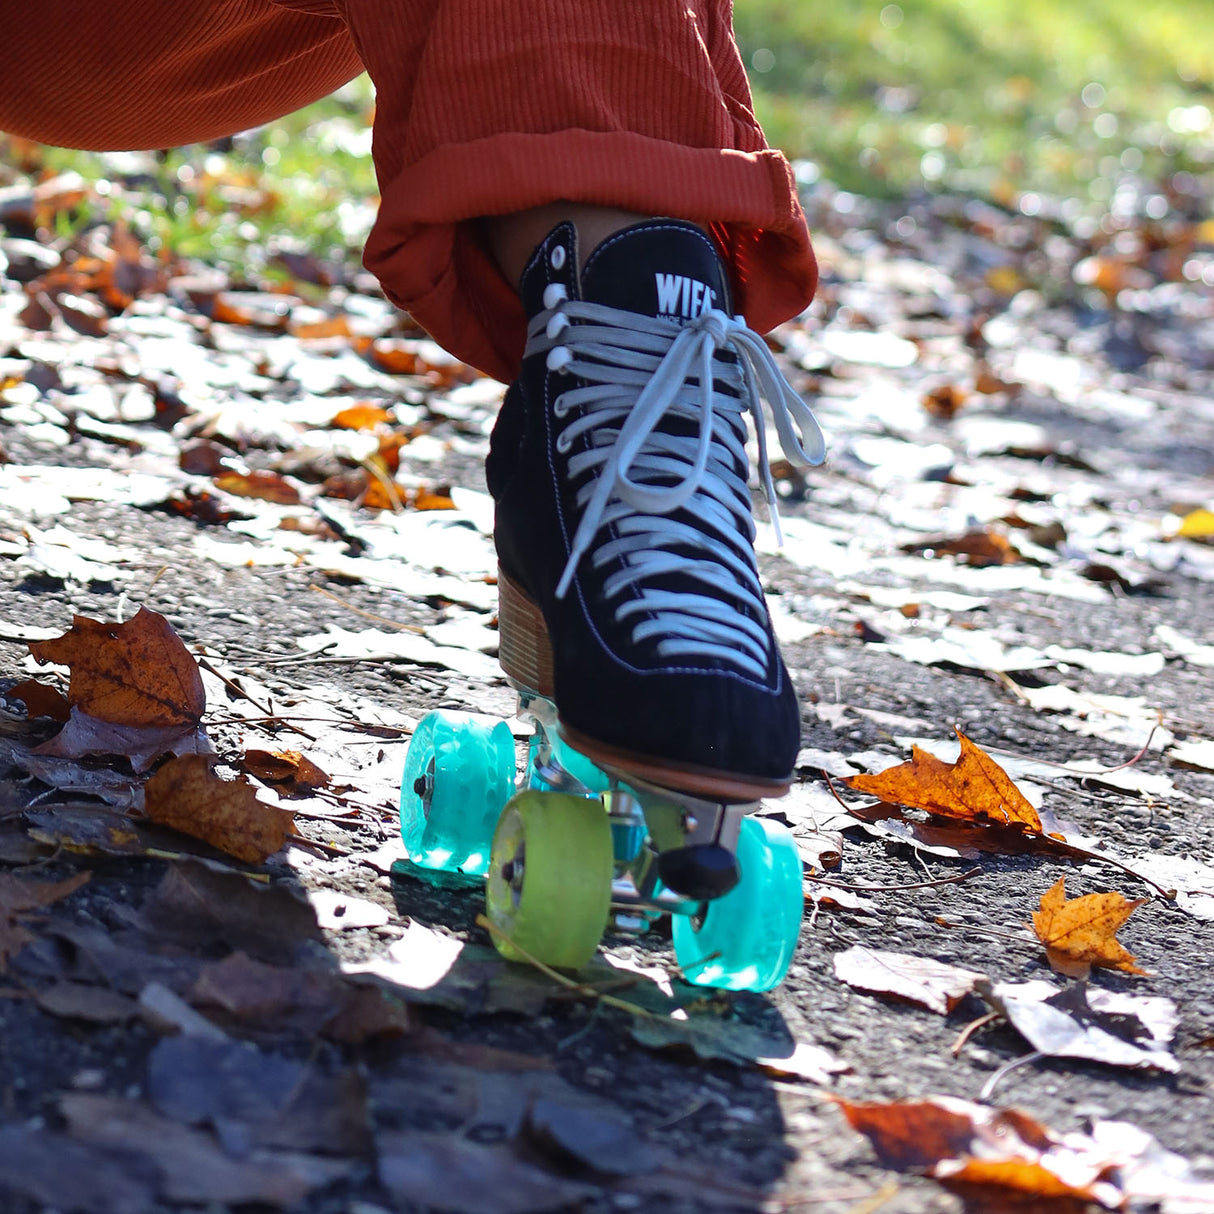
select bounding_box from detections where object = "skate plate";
[400,694,803,991]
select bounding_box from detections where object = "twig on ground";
[651,1094,713,1131]
[197,654,318,742]
[309,584,426,632]
[934,917,1041,951]
[979,1050,1043,1101]
[206,713,408,737]
[806,866,982,894]
[475,912,665,1022]
[951,1010,1001,1056]
[360,458,406,512]
[288,835,349,858]
[765,1182,902,1213]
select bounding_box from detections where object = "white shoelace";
[526,284,825,680]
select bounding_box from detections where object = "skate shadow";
[383,858,807,1211]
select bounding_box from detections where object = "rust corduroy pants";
[1,1,817,382]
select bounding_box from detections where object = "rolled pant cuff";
[364,129,818,384]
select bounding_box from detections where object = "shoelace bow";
[525,284,825,679]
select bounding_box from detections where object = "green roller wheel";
[672,816,803,992]
[485,791,613,970]
[400,711,516,876]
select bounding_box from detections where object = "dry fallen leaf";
[7,677,70,722]
[845,729,1042,831]
[1176,507,1214,541]
[242,749,330,793]
[35,707,212,773]
[833,946,984,1015]
[331,403,394,431]
[0,871,90,970]
[189,951,411,1042]
[900,527,1022,567]
[987,979,1177,1071]
[1030,877,1148,978]
[144,755,295,864]
[29,607,205,728]
[213,469,302,505]
[291,314,351,340]
[837,1095,1112,1205]
[411,485,456,511]
[922,382,968,419]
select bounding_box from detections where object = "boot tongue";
[580,220,732,322]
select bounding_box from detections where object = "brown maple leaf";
[1030,877,1147,977]
[145,755,295,864]
[845,729,1042,831]
[29,607,205,728]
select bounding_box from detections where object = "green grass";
[22,77,378,277]
[733,0,1214,200]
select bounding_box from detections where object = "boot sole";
[497,567,792,803]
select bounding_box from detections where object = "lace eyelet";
[555,430,573,454]
[553,395,571,418]
[546,346,573,374]
[542,283,568,310]
[545,312,570,340]
[549,244,567,271]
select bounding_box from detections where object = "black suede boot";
[487,219,824,799]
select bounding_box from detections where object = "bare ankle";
[487,203,702,290]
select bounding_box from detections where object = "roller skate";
[400,220,824,992]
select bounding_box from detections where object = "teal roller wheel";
[672,816,803,992]
[485,791,613,969]
[401,711,516,876]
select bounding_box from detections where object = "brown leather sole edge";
[559,722,792,804]
[497,567,555,697]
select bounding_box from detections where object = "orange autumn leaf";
[331,403,394,431]
[8,678,70,722]
[213,469,302,505]
[901,527,1021,567]
[209,295,256,326]
[411,485,456,511]
[291,314,351,341]
[29,607,205,729]
[144,754,295,864]
[922,383,968,419]
[845,729,1042,831]
[375,432,410,474]
[365,340,419,375]
[362,476,403,511]
[1031,877,1147,977]
[835,1096,1110,1204]
[242,749,330,792]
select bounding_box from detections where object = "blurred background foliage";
[2,0,1211,273]
[733,0,1214,207]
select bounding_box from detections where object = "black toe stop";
[657,844,740,900]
